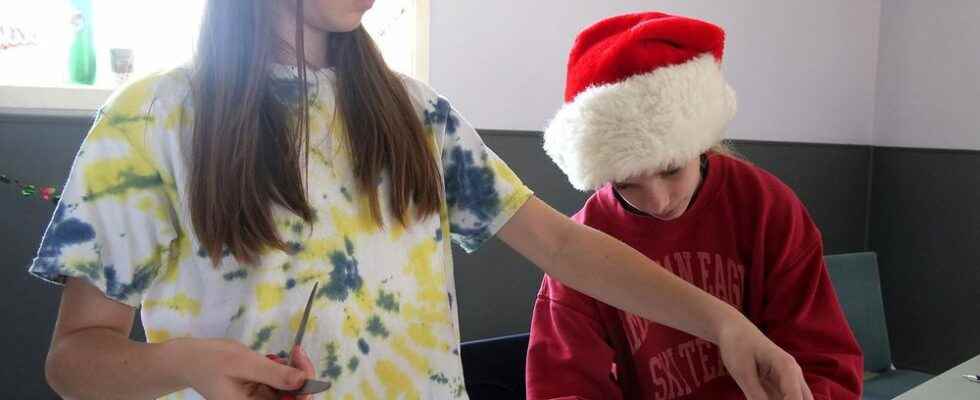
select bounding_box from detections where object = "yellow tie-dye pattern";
[406,241,446,305]
[375,360,420,400]
[388,220,407,241]
[392,335,430,374]
[492,158,534,216]
[408,322,445,350]
[101,72,160,117]
[163,105,189,132]
[256,283,285,312]
[310,146,335,170]
[161,235,189,283]
[82,156,161,201]
[143,294,202,317]
[342,307,363,338]
[298,238,345,262]
[291,306,318,335]
[360,379,381,400]
[297,267,330,284]
[137,195,172,224]
[87,77,163,166]
[401,303,450,326]
[353,288,376,316]
[157,391,185,400]
[330,200,378,238]
[145,329,171,343]
[307,100,334,136]
[30,67,536,400]
[490,158,521,189]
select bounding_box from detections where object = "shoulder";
[87,66,193,174]
[99,65,193,118]
[716,154,803,211]
[716,154,820,248]
[396,73,449,116]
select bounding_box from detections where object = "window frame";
[0,0,430,114]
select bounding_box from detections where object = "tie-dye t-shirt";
[29,65,533,399]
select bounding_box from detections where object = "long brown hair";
[190,0,441,265]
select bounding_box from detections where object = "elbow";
[45,345,69,397]
[44,340,76,399]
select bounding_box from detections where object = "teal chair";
[824,252,933,400]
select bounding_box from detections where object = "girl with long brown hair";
[32,1,814,399]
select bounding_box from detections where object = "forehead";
[614,159,695,184]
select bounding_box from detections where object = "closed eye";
[660,168,681,177]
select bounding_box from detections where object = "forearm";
[537,219,743,344]
[47,328,189,400]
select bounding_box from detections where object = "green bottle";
[68,0,96,85]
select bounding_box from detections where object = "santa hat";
[543,12,737,191]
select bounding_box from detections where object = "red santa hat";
[543,12,737,191]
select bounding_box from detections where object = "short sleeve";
[29,75,181,307]
[425,97,533,252]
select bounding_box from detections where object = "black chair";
[461,333,530,400]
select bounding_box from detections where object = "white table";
[894,354,980,399]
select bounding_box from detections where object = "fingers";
[801,379,815,400]
[248,383,281,400]
[290,346,317,400]
[267,348,315,400]
[233,351,306,391]
[775,363,800,400]
[290,345,316,378]
[729,360,769,400]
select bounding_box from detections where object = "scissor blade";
[287,281,319,366]
[288,378,332,395]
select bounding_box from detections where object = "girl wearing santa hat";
[528,12,863,400]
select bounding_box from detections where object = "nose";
[640,182,672,216]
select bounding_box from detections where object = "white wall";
[874,0,980,151]
[430,0,881,145]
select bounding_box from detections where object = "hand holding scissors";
[264,282,332,400]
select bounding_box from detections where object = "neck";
[275,9,331,68]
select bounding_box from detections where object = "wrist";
[707,304,753,345]
[156,337,199,389]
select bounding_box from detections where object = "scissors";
[270,281,332,396]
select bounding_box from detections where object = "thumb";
[290,346,317,400]
[730,361,768,400]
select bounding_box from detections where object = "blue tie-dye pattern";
[320,243,363,302]
[33,204,98,277]
[444,147,500,222]
[424,98,458,135]
[105,262,159,301]
[26,69,534,399]
[38,205,96,257]
[449,224,492,251]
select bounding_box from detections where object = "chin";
[354,0,376,11]
[650,208,684,221]
[331,21,363,32]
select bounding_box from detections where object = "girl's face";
[288,0,375,33]
[612,157,702,221]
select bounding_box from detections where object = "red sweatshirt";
[526,154,863,400]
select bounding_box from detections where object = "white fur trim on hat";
[543,53,737,191]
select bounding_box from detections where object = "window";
[0,0,429,111]
[364,0,430,82]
